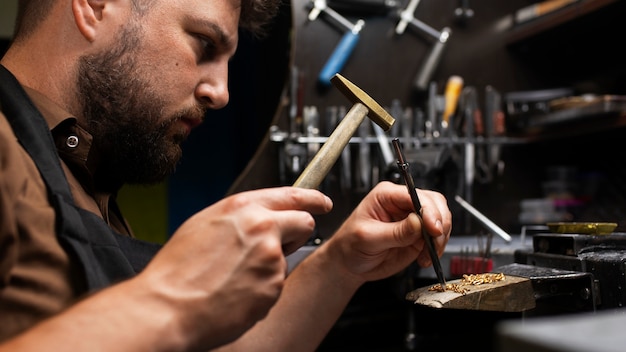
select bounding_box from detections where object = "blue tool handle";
[318,31,359,86]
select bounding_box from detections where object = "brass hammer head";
[331,73,396,131]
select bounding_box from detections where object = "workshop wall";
[230,0,626,239]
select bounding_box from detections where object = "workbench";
[496,308,626,352]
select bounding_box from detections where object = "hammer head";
[331,74,395,131]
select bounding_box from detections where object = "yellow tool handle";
[442,75,464,128]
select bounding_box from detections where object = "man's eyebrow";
[184,15,235,49]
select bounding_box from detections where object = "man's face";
[76,0,240,189]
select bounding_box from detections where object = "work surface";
[497,308,626,352]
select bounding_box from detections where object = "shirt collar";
[23,86,106,196]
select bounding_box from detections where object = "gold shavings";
[428,283,469,294]
[428,273,506,295]
[461,272,505,285]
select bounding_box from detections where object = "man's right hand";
[136,187,333,350]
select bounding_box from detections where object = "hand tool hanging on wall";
[322,106,339,191]
[455,195,512,243]
[282,66,307,183]
[372,119,395,166]
[413,107,425,140]
[459,86,478,225]
[338,105,353,194]
[289,66,305,136]
[293,74,395,189]
[389,98,403,138]
[454,0,474,25]
[394,0,452,92]
[308,0,365,86]
[303,105,321,163]
[441,75,464,135]
[357,114,371,191]
[401,105,414,150]
[425,81,441,138]
[485,85,505,178]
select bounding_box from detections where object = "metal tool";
[304,105,321,163]
[338,105,352,194]
[485,85,505,178]
[357,115,371,191]
[322,106,339,191]
[308,0,365,86]
[372,119,395,169]
[389,98,403,138]
[459,86,477,215]
[454,195,512,243]
[394,0,421,35]
[426,81,440,138]
[293,74,395,189]
[289,66,304,136]
[401,105,413,150]
[393,0,452,91]
[413,106,425,140]
[392,138,447,291]
[454,0,474,23]
[283,66,307,183]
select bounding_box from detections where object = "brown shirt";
[0,86,132,341]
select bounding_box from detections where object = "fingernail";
[436,220,443,235]
[325,195,333,210]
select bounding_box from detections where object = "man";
[0,0,452,351]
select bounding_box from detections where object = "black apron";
[0,65,162,293]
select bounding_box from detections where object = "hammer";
[293,74,395,189]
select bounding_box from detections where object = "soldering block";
[406,274,535,312]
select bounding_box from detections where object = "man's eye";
[198,36,216,60]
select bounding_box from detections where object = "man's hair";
[13,0,55,42]
[13,0,282,42]
[240,0,282,37]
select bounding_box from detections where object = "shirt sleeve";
[0,114,19,286]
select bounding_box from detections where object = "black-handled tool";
[392,138,447,290]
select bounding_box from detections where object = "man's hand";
[136,187,332,350]
[321,181,451,285]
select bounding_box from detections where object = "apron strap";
[0,64,161,291]
[0,65,74,202]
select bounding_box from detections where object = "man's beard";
[76,26,205,191]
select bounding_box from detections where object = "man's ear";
[72,0,106,42]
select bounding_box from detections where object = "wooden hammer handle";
[293,102,369,189]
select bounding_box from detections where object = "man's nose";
[196,65,230,110]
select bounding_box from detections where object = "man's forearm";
[0,279,186,352]
[215,243,363,352]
